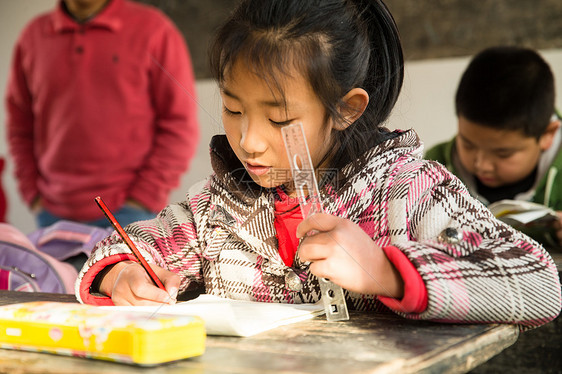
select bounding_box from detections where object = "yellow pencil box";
[0,301,206,366]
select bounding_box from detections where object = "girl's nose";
[240,118,267,154]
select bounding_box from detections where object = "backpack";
[0,221,112,293]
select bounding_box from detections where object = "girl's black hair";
[455,46,555,139]
[209,0,404,166]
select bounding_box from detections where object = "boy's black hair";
[455,46,555,139]
[209,0,404,167]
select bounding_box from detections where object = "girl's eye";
[223,106,241,116]
[269,119,293,127]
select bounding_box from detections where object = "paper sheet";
[102,295,325,337]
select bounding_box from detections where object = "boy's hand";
[296,213,404,298]
[100,261,180,306]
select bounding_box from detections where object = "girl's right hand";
[99,261,181,306]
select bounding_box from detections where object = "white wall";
[389,51,562,147]
[1,1,562,234]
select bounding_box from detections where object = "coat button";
[285,270,303,292]
[438,227,462,244]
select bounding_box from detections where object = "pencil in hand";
[94,196,167,291]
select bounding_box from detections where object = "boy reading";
[425,46,562,245]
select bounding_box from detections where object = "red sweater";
[6,0,199,221]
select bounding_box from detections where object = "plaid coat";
[76,130,561,329]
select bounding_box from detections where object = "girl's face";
[220,60,334,192]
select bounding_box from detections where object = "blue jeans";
[37,205,157,229]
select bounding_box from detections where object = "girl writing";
[77,0,561,329]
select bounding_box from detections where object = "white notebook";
[103,294,325,337]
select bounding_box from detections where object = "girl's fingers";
[112,262,179,306]
[153,264,181,301]
[297,213,349,262]
[307,258,336,280]
[130,280,172,304]
[298,238,332,262]
[296,213,339,238]
[113,289,166,307]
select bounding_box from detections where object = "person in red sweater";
[6,0,199,229]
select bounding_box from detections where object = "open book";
[103,294,325,337]
[488,199,559,246]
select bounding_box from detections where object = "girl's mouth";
[245,162,271,176]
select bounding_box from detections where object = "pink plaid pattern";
[77,131,562,330]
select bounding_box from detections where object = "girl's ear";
[334,88,369,130]
[539,117,561,151]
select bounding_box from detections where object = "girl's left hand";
[296,213,404,298]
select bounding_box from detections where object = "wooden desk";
[0,290,519,374]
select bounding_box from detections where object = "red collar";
[51,0,123,33]
[274,187,301,216]
[274,187,302,267]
